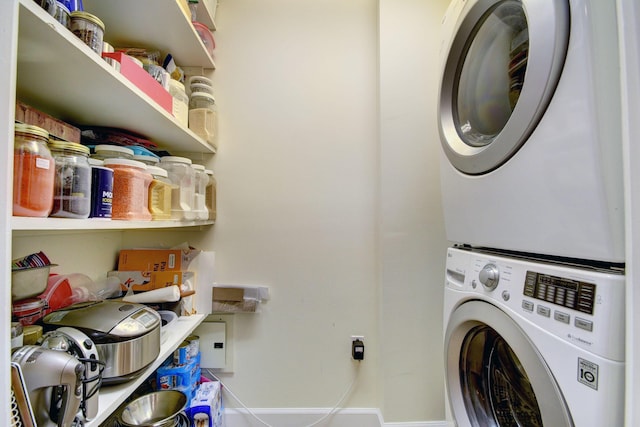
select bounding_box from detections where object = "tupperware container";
[188,93,218,149]
[205,169,216,221]
[189,82,214,96]
[49,140,92,218]
[168,79,189,128]
[103,158,152,221]
[133,154,160,166]
[12,298,46,326]
[92,144,134,160]
[158,156,196,221]
[13,124,56,217]
[191,164,208,220]
[147,166,173,221]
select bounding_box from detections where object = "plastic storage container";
[103,158,152,221]
[186,75,213,96]
[147,166,173,221]
[49,140,92,218]
[92,144,134,160]
[169,79,189,128]
[205,169,216,221]
[88,158,113,218]
[13,123,55,217]
[12,298,46,326]
[69,11,104,56]
[133,154,160,166]
[188,92,218,149]
[191,164,208,220]
[158,156,196,221]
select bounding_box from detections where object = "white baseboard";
[223,408,448,427]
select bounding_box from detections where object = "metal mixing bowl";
[119,390,187,427]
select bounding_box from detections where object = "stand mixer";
[11,345,84,427]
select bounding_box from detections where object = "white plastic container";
[92,144,134,160]
[168,79,189,128]
[191,164,209,220]
[158,156,196,220]
[188,92,218,149]
[147,165,173,221]
[103,158,152,221]
[205,169,216,221]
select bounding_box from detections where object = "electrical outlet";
[351,335,365,360]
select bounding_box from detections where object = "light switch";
[194,321,226,369]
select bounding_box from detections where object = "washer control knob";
[479,263,499,291]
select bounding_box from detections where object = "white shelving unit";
[5,1,218,424]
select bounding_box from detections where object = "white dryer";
[438,0,624,263]
[443,246,625,426]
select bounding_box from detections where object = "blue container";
[89,160,113,218]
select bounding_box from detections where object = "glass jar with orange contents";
[13,124,55,217]
[103,158,152,221]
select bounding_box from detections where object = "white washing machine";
[438,0,624,263]
[443,246,625,426]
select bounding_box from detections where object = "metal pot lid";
[42,300,160,339]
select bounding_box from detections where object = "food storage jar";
[69,11,105,56]
[12,298,46,326]
[147,166,173,221]
[49,140,92,218]
[186,75,213,95]
[158,156,196,221]
[103,159,152,221]
[205,169,216,221]
[88,158,113,218]
[133,154,160,166]
[188,92,218,149]
[168,79,189,128]
[92,144,134,160]
[13,124,55,217]
[189,82,214,95]
[191,164,208,220]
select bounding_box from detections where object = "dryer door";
[439,0,569,175]
[445,301,574,426]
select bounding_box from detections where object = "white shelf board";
[16,0,216,154]
[12,217,214,232]
[85,314,206,427]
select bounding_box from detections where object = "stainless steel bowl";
[119,390,187,427]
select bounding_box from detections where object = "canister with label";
[49,140,92,218]
[88,158,113,218]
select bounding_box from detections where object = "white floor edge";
[223,408,449,427]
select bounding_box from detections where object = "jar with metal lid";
[69,11,105,56]
[103,158,152,221]
[191,164,209,220]
[88,158,113,218]
[188,92,218,149]
[13,124,55,217]
[168,79,189,128]
[92,144,134,160]
[48,140,92,218]
[147,166,173,221]
[158,156,196,221]
[205,169,216,221]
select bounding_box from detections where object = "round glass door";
[444,301,574,426]
[439,0,569,175]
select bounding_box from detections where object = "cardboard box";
[109,270,195,292]
[212,287,244,302]
[102,52,173,114]
[118,248,200,272]
[15,100,81,142]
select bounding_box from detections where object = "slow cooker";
[41,300,161,384]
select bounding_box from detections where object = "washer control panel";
[523,271,596,315]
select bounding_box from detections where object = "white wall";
[205,0,450,423]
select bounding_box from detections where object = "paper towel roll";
[122,285,181,303]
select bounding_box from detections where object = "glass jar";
[147,166,173,221]
[88,158,113,218]
[48,140,92,218]
[188,92,218,149]
[13,124,55,217]
[92,144,134,160]
[191,163,209,220]
[205,169,216,221]
[168,79,189,128]
[158,156,196,221]
[69,11,104,56]
[103,159,152,221]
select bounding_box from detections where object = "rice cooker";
[41,300,161,384]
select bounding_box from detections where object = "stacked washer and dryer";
[437,0,626,426]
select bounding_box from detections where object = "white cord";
[204,362,361,427]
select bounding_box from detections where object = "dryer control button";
[537,305,551,317]
[554,311,570,324]
[575,317,594,332]
[522,300,534,312]
[479,263,499,291]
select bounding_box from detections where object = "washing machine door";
[445,301,574,426]
[439,0,569,175]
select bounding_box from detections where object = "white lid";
[103,158,147,169]
[88,158,104,166]
[168,79,186,92]
[160,155,193,165]
[190,92,216,103]
[187,75,213,87]
[133,154,160,164]
[147,165,169,178]
[95,144,135,155]
[204,169,214,175]
[191,164,205,171]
